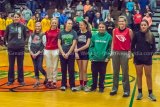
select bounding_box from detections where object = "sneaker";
[110,90,117,96]
[71,87,78,92]
[99,88,104,93]
[123,92,130,97]
[50,82,57,89]
[33,81,40,88]
[45,81,52,88]
[136,93,143,100]
[77,85,83,91]
[84,85,90,92]
[43,78,48,85]
[89,87,96,92]
[148,94,156,101]
[60,86,66,91]
[19,82,25,86]
[6,82,13,86]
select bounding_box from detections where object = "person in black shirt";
[105,14,115,35]
[74,20,91,91]
[131,20,156,101]
[5,13,27,86]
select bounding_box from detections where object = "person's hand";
[64,53,69,59]
[74,49,79,53]
[105,58,110,62]
[75,53,80,59]
[62,52,66,58]
[128,51,132,59]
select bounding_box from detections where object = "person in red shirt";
[110,16,133,97]
[133,10,142,31]
[44,18,60,89]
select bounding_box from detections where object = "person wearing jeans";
[44,18,60,89]
[5,13,27,86]
[101,0,111,21]
[28,22,47,88]
[58,19,78,92]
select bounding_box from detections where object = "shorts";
[77,51,89,60]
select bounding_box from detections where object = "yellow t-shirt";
[6,18,13,27]
[0,18,6,30]
[27,19,36,31]
[41,18,51,33]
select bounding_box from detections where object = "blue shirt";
[126,2,134,11]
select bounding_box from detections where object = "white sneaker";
[71,87,78,92]
[60,86,66,91]
[84,85,90,92]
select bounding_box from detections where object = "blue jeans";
[31,54,46,79]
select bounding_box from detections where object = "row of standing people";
[4,13,156,101]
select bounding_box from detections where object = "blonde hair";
[118,15,128,26]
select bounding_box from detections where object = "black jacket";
[5,23,27,50]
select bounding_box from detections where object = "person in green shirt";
[76,11,84,23]
[88,22,112,92]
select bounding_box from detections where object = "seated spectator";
[5,13,13,27]
[85,7,95,24]
[59,10,68,26]
[52,8,60,18]
[122,8,133,29]
[75,12,84,23]
[92,2,98,13]
[64,4,74,18]
[41,14,51,33]
[40,8,47,19]
[142,12,152,27]
[92,12,103,29]
[27,15,36,34]
[35,12,41,22]
[133,10,142,31]
[105,14,115,35]
[84,0,92,15]
[26,0,38,13]
[66,0,72,7]
[101,0,111,21]
[76,1,84,16]
[22,6,32,23]
[84,16,92,31]
[126,0,135,14]
[138,0,149,15]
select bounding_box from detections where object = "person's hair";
[118,15,128,26]
[51,17,59,28]
[80,20,91,31]
[141,19,153,44]
[13,13,21,17]
[34,21,42,34]
[64,19,73,30]
[98,22,106,29]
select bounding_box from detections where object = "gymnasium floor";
[0,50,160,107]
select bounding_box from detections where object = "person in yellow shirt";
[0,14,6,39]
[27,15,36,34]
[41,14,51,33]
[6,13,13,27]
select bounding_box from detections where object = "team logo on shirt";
[116,35,126,42]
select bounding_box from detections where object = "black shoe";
[6,82,13,86]
[90,87,96,92]
[110,90,117,96]
[19,82,25,86]
[123,92,130,97]
[43,78,48,85]
[99,88,104,93]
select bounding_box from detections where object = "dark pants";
[31,54,46,79]
[91,61,107,89]
[118,0,123,10]
[8,48,24,83]
[60,55,75,88]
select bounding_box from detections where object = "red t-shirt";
[133,14,142,24]
[113,28,131,51]
[45,29,60,50]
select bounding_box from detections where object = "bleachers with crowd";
[0,0,160,50]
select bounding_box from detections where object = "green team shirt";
[58,30,78,53]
